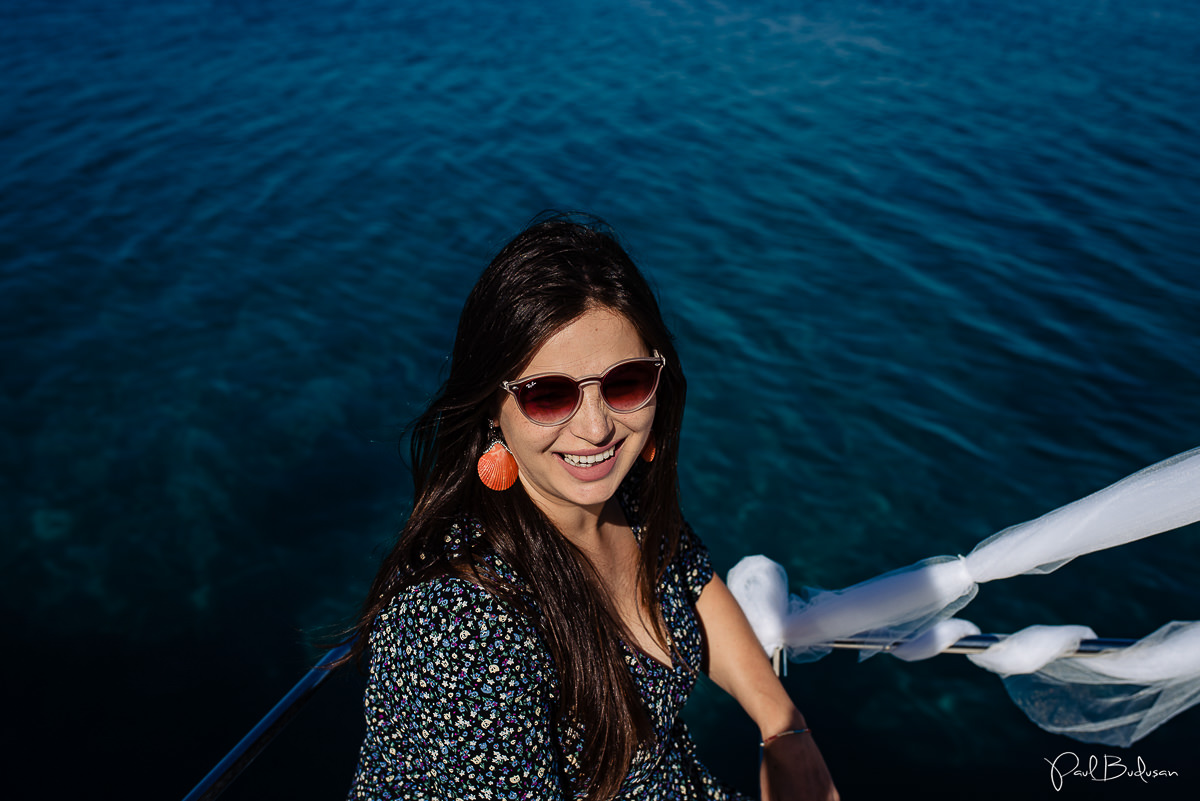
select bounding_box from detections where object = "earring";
[477,429,518,491]
[640,432,656,463]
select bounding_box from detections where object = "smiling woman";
[338,214,838,801]
[496,309,659,522]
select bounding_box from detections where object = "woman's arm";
[695,574,839,801]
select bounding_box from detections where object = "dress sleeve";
[677,521,716,603]
[351,577,566,800]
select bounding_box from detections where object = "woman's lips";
[559,443,617,467]
[557,440,622,481]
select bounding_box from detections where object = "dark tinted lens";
[601,362,658,411]
[516,376,579,423]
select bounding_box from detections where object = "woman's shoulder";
[370,572,557,696]
[371,553,542,652]
[379,571,531,634]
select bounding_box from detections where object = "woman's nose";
[570,383,614,443]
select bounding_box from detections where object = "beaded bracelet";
[760,727,811,748]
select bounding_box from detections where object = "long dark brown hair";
[345,214,687,800]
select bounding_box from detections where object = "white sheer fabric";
[965,624,1097,674]
[965,447,1200,580]
[1000,621,1200,746]
[726,447,1200,745]
[890,618,981,662]
[725,555,791,657]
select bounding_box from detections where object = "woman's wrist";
[756,705,808,741]
[761,727,811,747]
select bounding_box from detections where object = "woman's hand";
[759,727,839,801]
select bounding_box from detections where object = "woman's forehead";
[521,308,648,377]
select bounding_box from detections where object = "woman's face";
[497,307,657,525]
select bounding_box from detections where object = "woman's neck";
[545,496,623,555]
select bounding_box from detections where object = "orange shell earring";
[640,432,656,463]
[477,439,518,491]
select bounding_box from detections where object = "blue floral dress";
[348,482,751,800]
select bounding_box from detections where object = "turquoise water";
[3,0,1199,797]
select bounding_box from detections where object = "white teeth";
[561,446,616,467]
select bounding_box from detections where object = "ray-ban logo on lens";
[1046,752,1179,791]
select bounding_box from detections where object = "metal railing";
[182,642,353,801]
[770,634,1136,676]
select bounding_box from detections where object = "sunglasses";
[501,351,665,426]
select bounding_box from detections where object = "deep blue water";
[3,0,1199,798]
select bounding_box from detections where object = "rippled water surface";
[3,0,1199,798]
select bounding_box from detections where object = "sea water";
[3,0,1199,798]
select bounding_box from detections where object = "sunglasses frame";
[501,351,665,426]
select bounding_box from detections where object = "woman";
[346,215,838,800]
